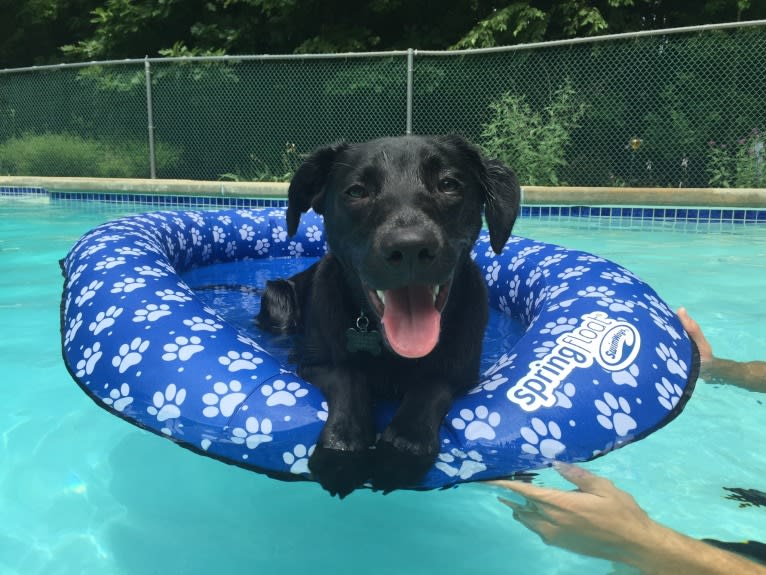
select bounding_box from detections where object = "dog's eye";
[345,185,367,199]
[437,177,461,194]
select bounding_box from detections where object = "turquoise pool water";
[1,195,765,575]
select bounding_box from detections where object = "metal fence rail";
[1,20,765,188]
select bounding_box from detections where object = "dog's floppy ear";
[286,142,349,236]
[482,159,521,254]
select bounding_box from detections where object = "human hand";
[487,463,660,565]
[677,307,713,366]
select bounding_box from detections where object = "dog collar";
[346,310,382,355]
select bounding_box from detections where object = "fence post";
[144,56,157,179]
[406,48,414,135]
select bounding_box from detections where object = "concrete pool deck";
[1,176,766,207]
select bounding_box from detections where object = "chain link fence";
[1,21,765,188]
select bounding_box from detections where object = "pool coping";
[1,176,766,208]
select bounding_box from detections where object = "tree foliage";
[1,0,765,67]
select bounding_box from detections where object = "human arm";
[488,463,766,575]
[677,307,766,393]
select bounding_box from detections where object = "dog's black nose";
[381,228,438,269]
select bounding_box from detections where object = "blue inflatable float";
[60,207,698,488]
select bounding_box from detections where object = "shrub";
[0,132,182,178]
[480,80,587,186]
[706,129,765,188]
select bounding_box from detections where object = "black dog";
[257,135,520,497]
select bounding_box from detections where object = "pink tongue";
[381,285,441,358]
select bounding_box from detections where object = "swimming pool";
[2,193,764,575]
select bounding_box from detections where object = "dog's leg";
[256,263,317,334]
[302,364,376,498]
[372,381,455,492]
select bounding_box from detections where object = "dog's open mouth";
[366,280,451,358]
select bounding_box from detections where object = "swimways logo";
[508,311,640,412]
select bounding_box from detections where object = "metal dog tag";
[346,312,382,355]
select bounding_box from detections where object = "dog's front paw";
[372,432,438,493]
[308,445,372,498]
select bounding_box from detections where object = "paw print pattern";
[202,380,247,418]
[64,312,84,346]
[558,265,590,279]
[451,406,501,441]
[594,393,637,437]
[261,380,309,407]
[212,226,227,243]
[656,377,684,410]
[485,261,501,286]
[111,337,149,373]
[134,265,167,278]
[283,444,315,474]
[254,238,270,255]
[272,226,287,243]
[89,305,123,334]
[231,417,273,450]
[306,225,322,242]
[111,277,146,293]
[317,401,329,422]
[239,224,255,241]
[288,241,304,256]
[435,448,487,480]
[600,270,634,285]
[156,289,192,302]
[75,280,104,306]
[162,336,204,361]
[133,303,172,323]
[94,256,126,270]
[520,418,566,459]
[656,343,687,378]
[103,383,134,412]
[554,382,577,409]
[539,317,578,336]
[612,364,639,387]
[76,342,102,377]
[147,384,186,433]
[219,350,263,372]
[578,285,615,299]
[183,316,223,332]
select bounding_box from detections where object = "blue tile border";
[2,186,765,223]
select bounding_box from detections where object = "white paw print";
[133,303,172,323]
[111,337,150,373]
[75,280,104,306]
[594,392,637,436]
[525,268,543,287]
[656,343,687,378]
[190,228,202,246]
[595,297,635,314]
[115,246,145,257]
[578,285,615,298]
[134,265,167,277]
[451,406,501,441]
[306,225,322,242]
[231,417,273,451]
[103,383,134,412]
[254,238,270,255]
[485,261,501,286]
[540,317,578,335]
[554,382,577,409]
[520,418,566,459]
[283,444,315,474]
[656,377,684,410]
[474,372,508,393]
[162,336,204,361]
[435,448,487,479]
[239,224,255,241]
[64,312,84,345]
[317,401,328,422]
[202,380,247,418]
[148,384,186,433]
[261,380,309,407]
[600,270,634,285]
[272,226,287,243]
[94,256,126,270]
[89,305,123,334]
[76,342,103,376]
[219,350,263,372]
[183,316,223,332]
[111,277,146,293]
[612,364,639,387]
[156,289,192,302]
[558,265,590,279]
[212,225,227,243]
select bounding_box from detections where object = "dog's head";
[287,135,520,358]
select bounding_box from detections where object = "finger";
[486,479,561,502]
[552,462,615,495]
